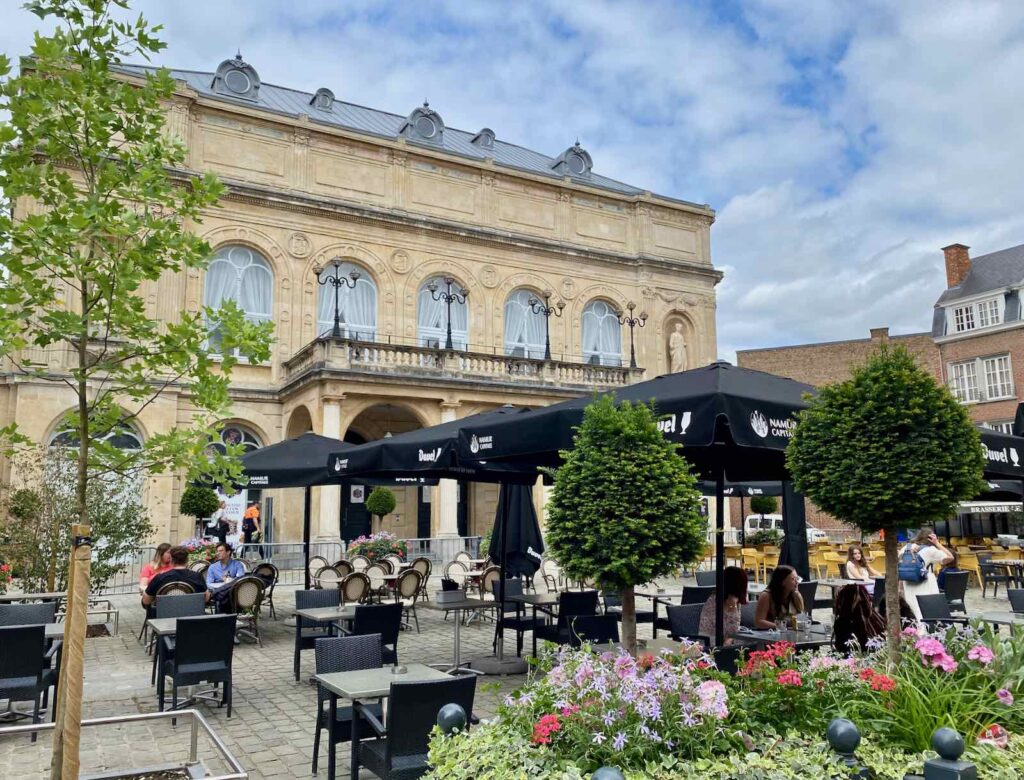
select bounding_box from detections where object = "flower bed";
[180,537,218,564]
[346,531,407,562]
[428,623,1024,779]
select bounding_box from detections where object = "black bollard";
[922,728,976,780]
[826,718,874,779]
[436,703,467,736]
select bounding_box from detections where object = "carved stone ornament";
[682,294,698,306]
[560,277,578,300]
[287,232,312,259]
[389,250,411,274]
[479,264,499,289]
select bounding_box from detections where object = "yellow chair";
[958,551,982,587]
[823,552,846,579]
[741,548,767,584]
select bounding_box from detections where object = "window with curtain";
[582,300,622,366]
[503,289,547,358]
[204,245,274,355]
[49,422,144,501]
[417,277,469,350]
[316,261,377,341]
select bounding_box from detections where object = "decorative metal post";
[528,291,565,361]
[616,301,648,369]
[314,258,360,338]
[427,277,468,350]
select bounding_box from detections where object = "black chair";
[492,579,545,657]
[355,674,477,780]
[871,578,886,610]
[681,585,715,605]
[294,588,341,682]
[345,604,402,665]
[942,571,969,615]
[0,625,60,741]
[979,555,1011,598]
[916,594,968,630]
[569,614,620,647]
[1008,588,1024,614]
[666,604,708,648]
[251,562,279,620]
[158,614,236,716]
[797,580,831,620]
[740,602,758,629]
[0,602,58,627]
[311,634,384,776]
[534,591,599,649]
[695,571,717,587]
[713,644,742,676]
[601,584,654,624]
[150,592,206,685]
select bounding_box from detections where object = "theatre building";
[0,54,721,547]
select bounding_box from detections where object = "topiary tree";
[179,485,221,525]
[746,495,778,546]
[787,346,985,652]
[365,487,397,533]
[545,394,706,655]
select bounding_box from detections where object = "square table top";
[316,663,450,699]
[820,578,868,589]
[980,611,1024,626]
[45,623,64,640]
[0,591,66,603]
[422,598,497,612]
[147,613,224,636]
[292,605,357,623]
[735,625,833,646]
[636,588,685,599]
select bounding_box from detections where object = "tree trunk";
[621,585,637,656]
[884,531,900,657]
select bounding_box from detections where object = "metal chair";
[941,571,969,615]
[343,604,402,665]
[534,591,599,648]
[569,614,619,647]
[311,633,384,776]
[230,576,266,645]
[354,675,477,780]
[666,604,708,648]
[916,594,968,630]
[979,557,1012,598]
[294,588,341,682]
[309,556,330,580]
[365,563,389,602]
[393,570,423,633]
[341,572,371,605]
[158,614,236,717]
[251,561,279,619]
[349,554,370,572]
[0,624,60,741]
[539,558,562,592]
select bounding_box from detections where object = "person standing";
[242,500,262,556]
[209,500,230,545]
[206,542,245,613]
[898,527,953,620]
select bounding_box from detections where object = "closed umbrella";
[489,484,544,578]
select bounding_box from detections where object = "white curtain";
[582,300,622,366]
[317,261,377,340]
[503,289,547,358]
[418,277,468,349]
[204,245,274,353]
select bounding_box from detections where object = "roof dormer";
[310,87,335,111]
[211,52,260,102]
[551,141,593,178]
[400,101,444,144]
[470,127,495,150]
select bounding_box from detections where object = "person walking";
[898,527,953,620]
[242,500,262,557]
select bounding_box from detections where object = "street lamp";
[616,301,648,369]
[426,276,468,351]
[528,291,565,361]
[314,258,360,339]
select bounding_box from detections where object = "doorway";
[341,483,372,543]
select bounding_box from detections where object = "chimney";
[942,243,971,288]
[869,327,889,343]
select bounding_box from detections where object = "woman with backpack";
[898,527,953,620]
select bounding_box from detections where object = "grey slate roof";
[932,242,1024,336]
[118,63,684,203]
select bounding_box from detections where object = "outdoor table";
[593,637,687,655]
[734,625,833,650]
[291,605,356,630]
[820,578,867,592]
[0,591,66,604]
[316,663,451,780]
[146,614,226,702]
[44,623,64,641]
[422,598,498,674]
[979,611,1024,629]
[467,558,489,567]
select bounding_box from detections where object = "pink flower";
[777,670,803,687]
[901,626,921,637]
[996,689,1014,706]
[914,637,946,658]
[967,645,994,665]
[931,652,958,674]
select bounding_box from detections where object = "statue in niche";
[668,322,688,373]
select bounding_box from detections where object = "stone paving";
[0,578,1005,778]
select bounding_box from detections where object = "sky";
[4,0,1024,361]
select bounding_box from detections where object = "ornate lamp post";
[427,276,468,350]
[314,258,360,338]
[528,291,565,361]
[616,301,648,369]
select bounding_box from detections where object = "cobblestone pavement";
[0,579,1001,778]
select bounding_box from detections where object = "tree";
[545,395,706,655]
[365,487,397,532]
[179,485,221,529]
[749,495,777,518]
[787,346,985,652]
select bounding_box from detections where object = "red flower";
[532,713,562,745]
[870,674,896,692]
[859,668,877,682]
[777,670,803,687]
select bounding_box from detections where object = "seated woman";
[936,550,965,591]
[139,543,172,614]
[843,545,881,586]
[698,566,748,645]
[832,584,885,654]
[754,565,804,629]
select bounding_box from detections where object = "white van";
[744,514,828,543]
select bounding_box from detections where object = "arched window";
[582,300,622,366]
[204,425,263,457]
[49,424,143,451]
[204,245,274,354]
[418,277,469,350]
[49,422,144,500]
[503,290,547,359]
[317,261,377,341]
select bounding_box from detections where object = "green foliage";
[787,346,985,532]
[478,533,491,558]
[749,495,777,516]
[365,487,397,519]
[178,485,220,519]
[1,445,152,591]
[347,530,408,561]
[746,529,783,547]
[0,0,275,518]
[545,395,705,587]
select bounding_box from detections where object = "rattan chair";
[230,576,266,645]
[941,571,969,615]
[316,565,344,590]
[293,588,341,682]
[1008,589,1024,613]
[149,592,206,684]
[333,559,354,578]
[454,550,471,565]
[311,634,384,776]
[443,560,469,590]
[694,571,717,587]
[364,563,389,602]
[377,558,395,575]
[158,614,236,716]
[251,562,279,619]
[349,554,370,572]
[0,602,57,627]
[917,594,968,630]
[568,614,619,647]
[478,565,501,601]
[492,578,545,657]
[393,570,423,633]
[534,591,599,650]
[384,554,405,572]
[309,556,330,580]
[341,572,371,605]
[342,603,402,665]
[0,624,60,742]
[666,604,708,648]
[411,557,431,601]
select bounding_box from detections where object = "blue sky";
[5,0,1024,360]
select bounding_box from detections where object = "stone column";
[436,402,461,537]
[316,396,344,543]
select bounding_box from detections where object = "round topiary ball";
[932,727,965,760]
[591,769,626,780]
[436,703,467,735]
[826,718,861,754]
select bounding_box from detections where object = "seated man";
[206,542,246,613]
[142,545,210,607]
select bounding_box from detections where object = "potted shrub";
[365,486,397,533]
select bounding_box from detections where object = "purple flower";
[612,732,627,750]
[997,688,1014,706]
[592,732,606,744]
[602,710,616,727]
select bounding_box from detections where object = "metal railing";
[402,536,482,566]
[0,709,247,779]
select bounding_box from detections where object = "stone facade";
[0,63,721,546]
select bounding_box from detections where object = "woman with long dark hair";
[844,545,882,583]
[698,566,748,644]
[832,584,885,654]
[754,564,804,629]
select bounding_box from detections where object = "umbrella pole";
[715,468,725,649]
[303,486,312,592]
[497,486,511,662]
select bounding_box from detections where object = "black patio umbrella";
[489,484,545,578]
[978,427,1024,480]
[698,480,784,497]
[457,360,815,647]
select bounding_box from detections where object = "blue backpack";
[897,546,929,583]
